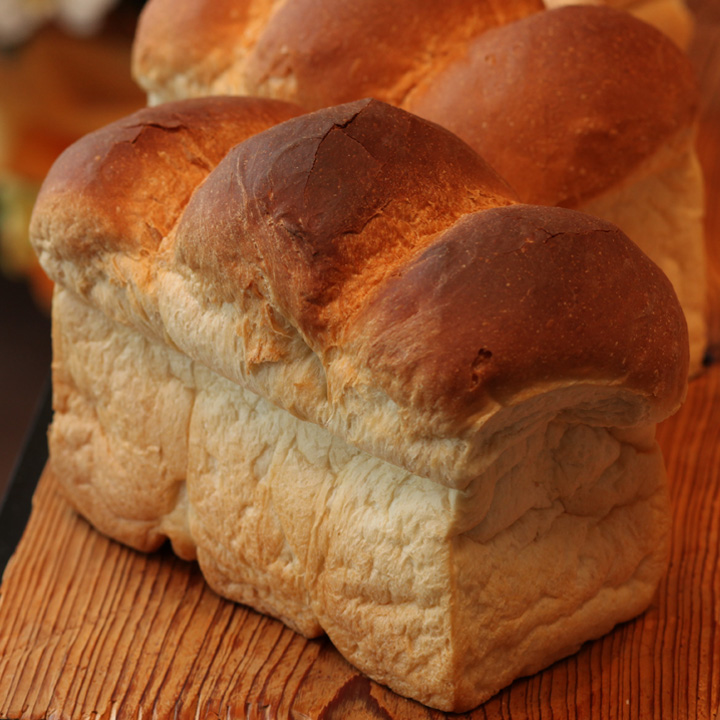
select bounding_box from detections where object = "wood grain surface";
[1,1,719,717]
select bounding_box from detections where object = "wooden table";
[0,2,718,717]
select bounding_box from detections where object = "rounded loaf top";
[173,98,518,342]
[407,5,699,207]
[30,95,303,268]
[173,99,689,428]
[347,204,689,426]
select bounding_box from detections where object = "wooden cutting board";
[1,0,719,716]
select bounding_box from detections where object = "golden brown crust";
[132,0,546,107]
[32,96,302,264]
[242,0,545,108]
[133,0,257,97]
[543,0,694,49]
[175,98,517,343]
[407,5,699,207]
[348,205,688,424]
[128,0,705,373]
[171,99,688,427]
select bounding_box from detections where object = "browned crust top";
[174,98,517,342]
[349,205,689,421]
[33,97,688,429]
[407,5,699,207]
[132,0,546,107]
[31,96,303,262]
[242,0,545,108]
[174,99,688,420]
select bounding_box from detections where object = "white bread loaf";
[31,97,689,711]
[132,2,708,375]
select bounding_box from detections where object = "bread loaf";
[31,96,688,711]
[132,2,707,374]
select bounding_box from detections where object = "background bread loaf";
[31,97,689,710]
[132,1,708,374]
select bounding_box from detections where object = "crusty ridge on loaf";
[31,97,689,711]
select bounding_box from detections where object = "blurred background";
[0,0,147,495]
